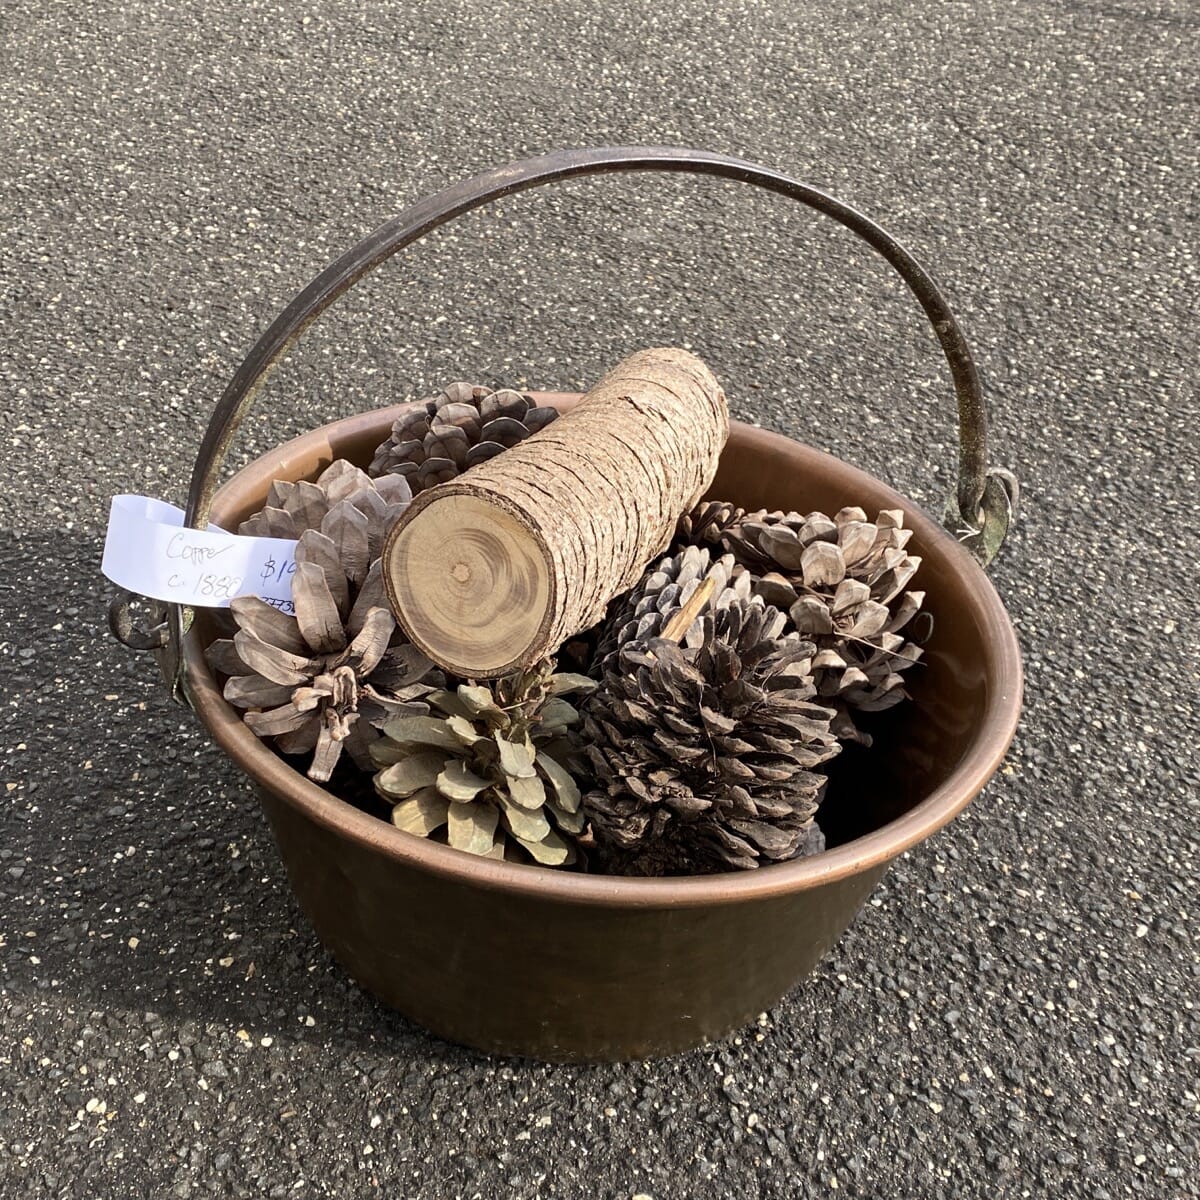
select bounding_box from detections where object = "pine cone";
[582,602,841,876]
[368,383,560,492]
[238,459,412,555]
[206,530,441,783]
[593,543,752,670]
[372,661,595,866]
[677,502,927,739]
[674,499,750,551]
[677,502,806,570]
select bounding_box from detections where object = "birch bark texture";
[381,347,729,678]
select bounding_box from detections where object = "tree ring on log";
[385,492,553,677]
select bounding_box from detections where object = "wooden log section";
[381,347,729,678]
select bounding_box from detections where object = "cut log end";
[383,492,553,677]
[383,348,728,677]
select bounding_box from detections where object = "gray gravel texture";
[2,0,1198,1196]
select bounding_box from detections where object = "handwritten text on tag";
[101,495,299,611]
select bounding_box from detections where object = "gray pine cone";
[593,543,752,671]
[368,383,559,492]
[676,501,928,740]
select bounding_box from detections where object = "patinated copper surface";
[182,401,1022,1061]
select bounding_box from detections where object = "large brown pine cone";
[581,601,840,875]
[205,529,441,782]
[238,458,412,554]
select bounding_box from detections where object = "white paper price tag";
[101,495,299,612]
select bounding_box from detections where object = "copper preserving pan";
[110,149,1023,1061]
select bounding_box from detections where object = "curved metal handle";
[113,146,1018,687]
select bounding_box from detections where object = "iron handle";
[110,146,1018,693]
[183,145,1017,557]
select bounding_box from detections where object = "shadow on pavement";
[0,528,497,1062]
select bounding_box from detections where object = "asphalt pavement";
[1,1,1197,1196]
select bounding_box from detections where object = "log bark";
[381,347,729,678]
